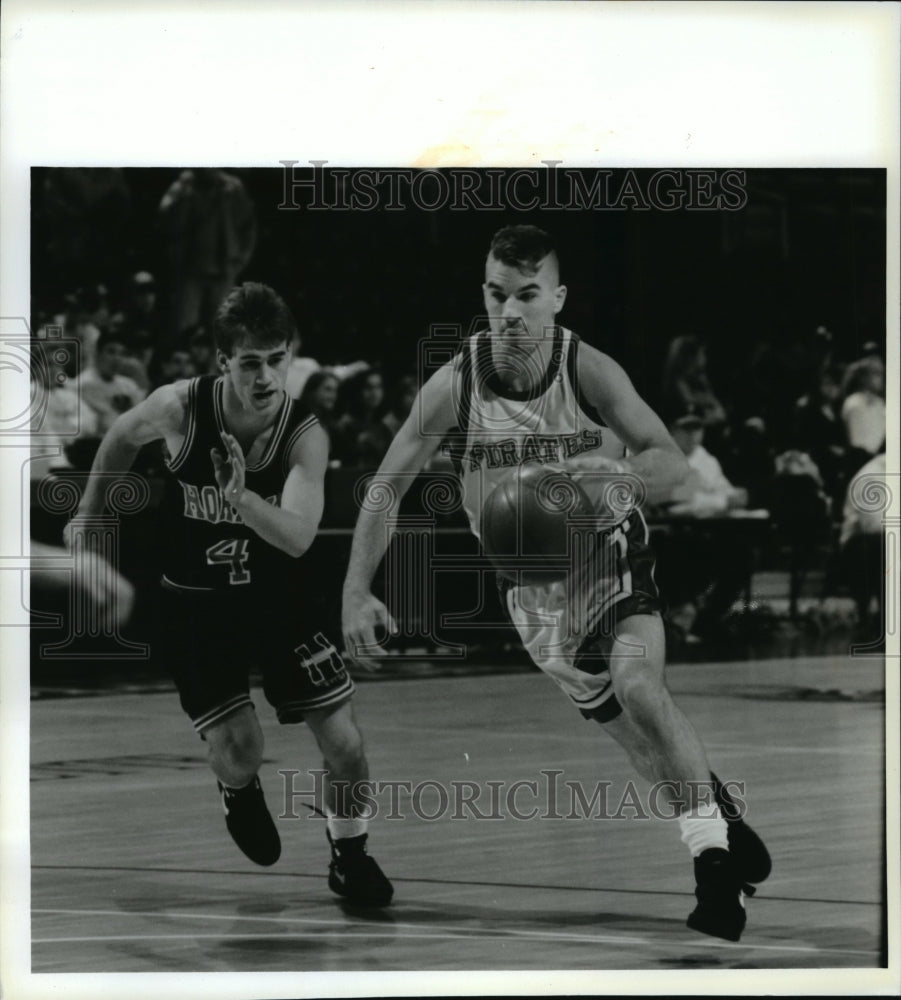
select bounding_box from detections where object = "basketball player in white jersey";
[342,225,770,941]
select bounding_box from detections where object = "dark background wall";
[31,166,886,412]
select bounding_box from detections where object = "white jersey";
[447,327,627,537]
[444,327,657,720]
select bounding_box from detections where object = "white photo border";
[2,2,899,997]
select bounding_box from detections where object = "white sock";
[327,815,368,841]
[678,803,729,858]
[220,776,255,792]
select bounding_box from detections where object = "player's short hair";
[214,282,296,356]
[488,225,558,277]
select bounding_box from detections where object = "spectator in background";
[652,406,754,641]
[187,327,219,377]
[62,285,110,373]
[665,407,749,517]
[78,282,114,335]
[285,330,322,400]
[661,335,727,446]
[720,416,775,511]
[381,374,418,438]
[334,367,392,467]
[301,369,340,421]
[747,324,841,457]
[73,329,147,436]
[840,356,885,460]
[842,340,883,398]
[110,271,163,373]
[156,344,196,385]
[769,448,833,618]
[158,169,257,334]
[792,364,847,508]
[62,280,153,394]
[800,324,837,394]
[300,369,341,459]
[839,451,886,636]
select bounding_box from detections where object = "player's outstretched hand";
[342,591,397,672]
[212,432,246,506]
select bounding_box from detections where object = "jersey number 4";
[205,538,251,585]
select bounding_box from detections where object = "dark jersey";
[160,376,318,594]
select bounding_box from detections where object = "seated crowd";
[654,331,886,641]
[30,283,886,645]
[31,272,419,479]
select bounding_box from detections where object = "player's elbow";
[284,533,310,559]
[287,517,321,558]
[278,538,302,559]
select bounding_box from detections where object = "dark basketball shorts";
[157,580,355,734]
[500,508,662,724]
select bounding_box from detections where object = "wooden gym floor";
[30,653,886,973]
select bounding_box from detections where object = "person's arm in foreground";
[342,363,457,667]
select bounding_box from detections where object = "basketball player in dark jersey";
[342,227,769,939]
[68,283,392,906]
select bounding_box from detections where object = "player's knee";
[613,667,668,731]
[324,726,366,774]
[216,740,263,787]
[308,704,366,772]
[206,715,264,785]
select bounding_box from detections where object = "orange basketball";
[481,465,593,584]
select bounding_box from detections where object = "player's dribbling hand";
[341,591,397,672]
[562,455,627,475]
[562,456,632,518]
[211,432,246,506]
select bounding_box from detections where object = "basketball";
[481,465,594,583]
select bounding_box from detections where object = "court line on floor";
[31,908,879,958]
[357,721,884,756]
[30,864,880,907]
[702,742,883,757]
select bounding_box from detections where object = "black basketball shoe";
[327,832,394,907]
[686,847,747,942]
[710,771,772,888]
[218,777,281,866]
